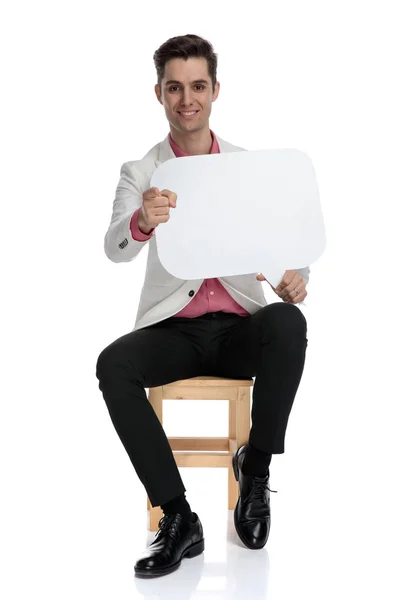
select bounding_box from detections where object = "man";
[96,34,309,579]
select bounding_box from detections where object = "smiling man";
[96,33,310,579]
[155,57,219,156]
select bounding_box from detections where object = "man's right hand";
[138,187,177,233]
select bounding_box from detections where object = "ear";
[154,84,163,105]
[212,81,220,101]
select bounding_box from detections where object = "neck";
[169,126,213,156]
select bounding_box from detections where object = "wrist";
[138,209,153,234]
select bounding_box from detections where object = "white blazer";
[104,132,310,331]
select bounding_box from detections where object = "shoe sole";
[232,449,268,550]
[134,537,205,578]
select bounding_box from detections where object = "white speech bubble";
[151,148,325,294]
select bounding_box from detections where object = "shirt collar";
[168,129,220,156]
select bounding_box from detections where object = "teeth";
[181,111,197,115]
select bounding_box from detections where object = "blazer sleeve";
[104,162,152,263]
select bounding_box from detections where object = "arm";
[130,208,155,240]
[104,162,153,263]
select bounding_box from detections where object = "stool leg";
[237,386,251,448]
[229,397,239,509]
[229,386,251,508]
[149,505,163,532]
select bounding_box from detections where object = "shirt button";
[210,291,214,295]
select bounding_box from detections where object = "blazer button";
[188,290,194,297]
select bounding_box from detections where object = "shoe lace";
[253,476,278,499]
[155,514,181,541]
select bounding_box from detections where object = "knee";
[95,342,129,381]
[261,302,307,336]
[95,346,112,381]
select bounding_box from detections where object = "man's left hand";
[256,270,307,304]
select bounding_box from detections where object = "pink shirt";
[129,130,250,318]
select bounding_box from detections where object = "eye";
[168,85,206,92]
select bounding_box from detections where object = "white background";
[1,1,399,599]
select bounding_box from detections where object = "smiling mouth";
[178,110,199,117]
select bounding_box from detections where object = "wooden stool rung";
[169,436,230,451]
[174,452,232,468]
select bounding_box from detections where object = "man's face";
[155,57,219,133]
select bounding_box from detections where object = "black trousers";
[95,302,308,507]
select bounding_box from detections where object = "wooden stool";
[146,375,253,531]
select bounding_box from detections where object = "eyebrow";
[165,79,209,86]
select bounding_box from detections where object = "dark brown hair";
[153,34,218,93]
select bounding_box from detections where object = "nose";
[181,86,194,106]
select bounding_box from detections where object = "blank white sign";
[151,148,325,289]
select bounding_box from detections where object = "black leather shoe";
[134,512,205,578]
[232,444,277,549]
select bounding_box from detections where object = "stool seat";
[147,375,253,531]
